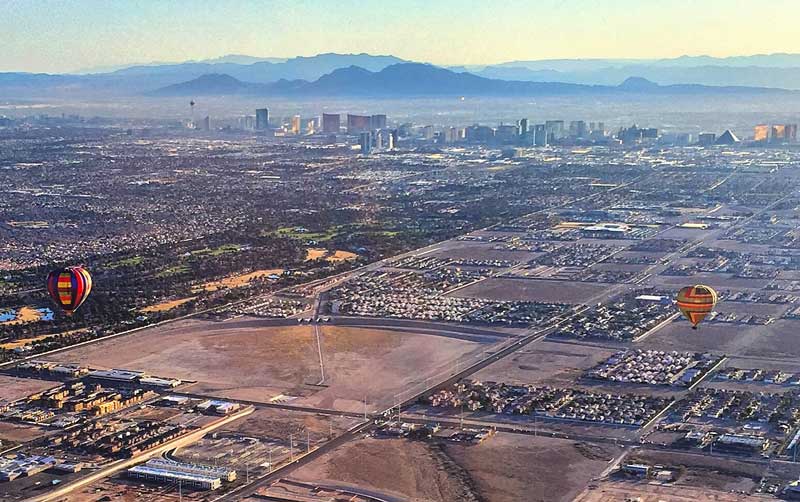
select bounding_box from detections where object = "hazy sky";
[5,0,800,73]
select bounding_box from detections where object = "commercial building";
[322,113,340,134]
[370,114,387,130]
[359,132,372,154]
[146,459,237,482]
[128,465,222,490]
[495,124,519,144]
[698,132,717,146]
[347,114,371,133]
[290,115,301,135]
[255,108,269,130]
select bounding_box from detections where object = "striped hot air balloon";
[46,266,93,316]
[676,284,718,329]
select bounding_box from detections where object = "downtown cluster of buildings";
[192,106,800,153]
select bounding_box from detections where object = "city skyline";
[5,0,800,73]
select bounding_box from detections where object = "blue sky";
[4,0,800,73]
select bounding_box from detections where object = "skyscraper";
[347,114,371,134]
[322,113,341,134]
[359,131,372,154]
[533,124,547,146]
[255,108,269,130]
[518,118,528,136]
[370,114,387,130]
[291,115,301,135]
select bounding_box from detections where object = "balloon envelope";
[676,284,718,328]
[46,266,93,315]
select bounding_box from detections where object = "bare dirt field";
[0,374,57,402]
[43,319,485,412]
[196,268,284,292]
[428,241,540,263]
[639,318,800,359]
[573,480,758,502]
[444,434,623,502]
[140,296,195,313]
[0,421,48,443]
[218,407,358,442]
[472,340,618,387]
[451,277,609,304]
[624,449,764,493]
[292,435,622,502]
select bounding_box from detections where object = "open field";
[140,296,195,313]
[0,306,45,326]
[195,268,284,292]
[451,277,609,303]
[445,434,623,502]
[621,449,765,493]
[217,407,359,441]
[292,435,622,502]
[42,320,486,412]
[472,340,618,387]
[574,480,757,502]
[305,248,358,262]
[0,375,57,402]
[0,421,48,444]
[639,318,800,359]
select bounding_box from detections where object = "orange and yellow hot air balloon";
[676,284,718,329]
[46,266,93,316]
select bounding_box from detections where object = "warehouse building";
[127,465,222,490]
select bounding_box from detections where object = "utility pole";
[307,429,311,453]
[364,395,368,421]
[289,433,294,462]
[269,448,273,473]
[178,479,182,502]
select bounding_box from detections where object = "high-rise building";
[422,125,435,140]
[569,120,587,138]
[786,124,798,142]
[347,114,371,134]
[495,124,519,144]
[388,129,398,150]
[754,124,769,142]
[698,132,717,146]
[201,116,210,131]
[370,114,387,130]
[255,108,269,130]
[533,124,547,146]
[545,120,565,141]
[518,118,528,136]
[291,115,301,135]
[359,132,372,154]
[322,113,340,134]
[771,124,786,142]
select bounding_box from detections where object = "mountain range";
[148,64,798,98]
[3,52,800,99]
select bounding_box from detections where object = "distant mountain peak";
[618,76,660,90]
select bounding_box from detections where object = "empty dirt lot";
[292,434,622,502]
[43,319,488,412]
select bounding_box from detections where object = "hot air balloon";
[46,266,93,316]
[676,284,718,329]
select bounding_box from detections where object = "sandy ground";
[140,296,195,313]
[0,421,49,444]
[305,248,357,262]
[573,480,759,502]
[639,318,800,359]
[42,320,485,412]
[292,435,622,502]
[218,407,359,441]
[472,340,618,387]
[0,374,57,402]
[195,268,284,292]
[0,306,44,326]
[451,277,610,304]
